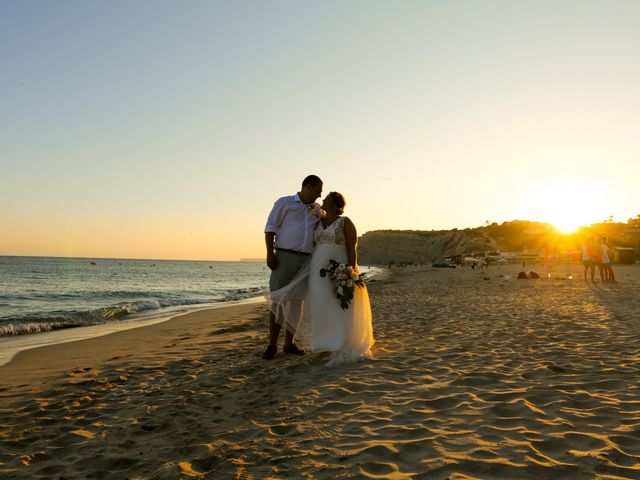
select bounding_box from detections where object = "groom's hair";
[302,175,322,187]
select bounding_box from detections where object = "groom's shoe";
[262,345,277,360]
[283,343,305,355]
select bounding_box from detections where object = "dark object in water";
[89,261,97,266]
[529,271,540,279]
[517,271,528,279]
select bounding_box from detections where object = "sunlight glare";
[515,180,616,233]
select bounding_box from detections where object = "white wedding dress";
[268,217,374,366]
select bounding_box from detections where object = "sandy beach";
[2,264,640,479]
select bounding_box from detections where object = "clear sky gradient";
[2,1,639,260]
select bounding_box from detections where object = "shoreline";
[0,300,268,389]
[0,297,265,368]
[0,266,385,368]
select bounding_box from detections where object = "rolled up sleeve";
[265,198,286,234]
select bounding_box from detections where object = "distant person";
[588,237,604,282]
[580,239,593,282]
[601,237,616,282]
[262,175,323,360]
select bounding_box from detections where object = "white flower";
[308,203,327,218]
[339,263,346,270]
[337,286,343,296]
[347,280,353,287]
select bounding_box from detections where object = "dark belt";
[276,248,311,256]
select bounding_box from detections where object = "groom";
[262,174,323,360]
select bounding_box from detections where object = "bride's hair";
[327,192,346,215]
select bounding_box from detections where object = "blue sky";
[2,1,639,259]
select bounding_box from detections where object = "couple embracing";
[262,175,375,366]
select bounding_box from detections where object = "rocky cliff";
[357,229,498,265]
[357,219,639,265]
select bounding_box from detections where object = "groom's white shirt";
[265,193,319,253]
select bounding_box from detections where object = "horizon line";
[0,254,262,263]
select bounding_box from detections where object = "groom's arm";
[265,198,287,271]
[265,232,277,270]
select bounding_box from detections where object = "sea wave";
[0,287,265,337]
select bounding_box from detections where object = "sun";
[514,179,615,233]
[551,216,582,234]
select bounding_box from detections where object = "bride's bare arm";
[344,217,358,268]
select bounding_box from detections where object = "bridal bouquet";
[320,260,365,310]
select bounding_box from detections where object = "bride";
[268,192,374,366]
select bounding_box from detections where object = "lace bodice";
[314,217,346,246]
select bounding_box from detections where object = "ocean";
[0,256,270,338]
[0,256,381,366]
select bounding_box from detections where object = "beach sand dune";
[1,265,640,479]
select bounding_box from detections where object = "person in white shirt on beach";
[601,236,616,283]
[262,175,323,360]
